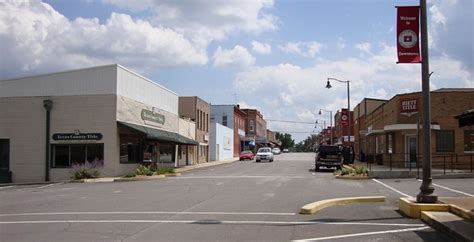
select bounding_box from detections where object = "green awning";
[118,121,198,145]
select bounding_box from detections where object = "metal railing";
[361,152,473,174]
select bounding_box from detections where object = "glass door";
[405,135,417,168]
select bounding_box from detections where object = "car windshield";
[258,148,271,153]
[242,151,252,154]
[317,146,340,153]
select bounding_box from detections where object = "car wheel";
[315,165,320,172]
[239,158,242,161]
[256,159,260,162]
[270,159,273,162]
[336,166,342,170]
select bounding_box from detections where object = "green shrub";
[71,161,102,180]
[354,166,368,175]
[135,165,153,176]
[155,167,175,175]
[124,172,136,178]
[340,167,352,176]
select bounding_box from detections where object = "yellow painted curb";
[335,175,369,180]
[449,204,474,221]
[399,197,449,219]
[300,196,386,215]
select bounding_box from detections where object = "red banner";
[340,109,348,126]
[396,6,420,63]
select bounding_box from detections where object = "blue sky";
[1,0,472,142]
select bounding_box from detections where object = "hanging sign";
[141,109,166,125]
[400,99,419,117]
[396,6,421,63]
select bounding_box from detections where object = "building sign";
[396,6,421,63]
[141,109,165,125]
[400,99,419,117]
[341,109,349,126]
[53,129,102,141]
[223,136,231,150]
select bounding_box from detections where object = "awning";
[118,121,198,145]
[384,123,440,131]
[455,109,474,127]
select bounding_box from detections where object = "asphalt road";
[1,152,471,241]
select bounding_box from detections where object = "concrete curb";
[113,175,166,182]
[399,197,449,219]
[0,181,59,187]
[300,196,386,215]
[448,204,474,221]
[421,211,474,242]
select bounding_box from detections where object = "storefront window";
[436,130,454,152]
[464,130,474,152]
[52,144,104,168]
[387,133,394,154]
[159,143,175,163]
[120,134,143,163]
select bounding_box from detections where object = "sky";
[1,0,473,142]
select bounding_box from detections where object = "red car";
[239,151,255,161]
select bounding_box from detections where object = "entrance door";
[405,135,417,168]
[0,139,9,171]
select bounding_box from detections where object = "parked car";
[239,151,254,161]
[255,147,274,162]
[272,147,281,155]
[315,145,343,171]
[282,148,289,153]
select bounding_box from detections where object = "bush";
[354,166,368,175]
[155,167,175,175]
[134,165,153,176]
[340,167,352,176]
[124,172,136,178]
[71,160,103,180]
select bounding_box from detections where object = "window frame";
[436,130,455,153]
[51,143,104,168]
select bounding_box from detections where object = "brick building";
[242,109,268,151]
[333,108,355,146]
[361,88,474,170]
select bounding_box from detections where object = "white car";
[272,147,281,155]
[256,147,274,162]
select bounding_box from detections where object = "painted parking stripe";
[37,184,56,189]
[0,211,297,217]
[0,186,14,190]
[0,220,426,227]
[172,175,308,179]
[417,179,474,197]
[372,179,414,198]
[292,226,429,241]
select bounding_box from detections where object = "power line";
[266,119,315,124]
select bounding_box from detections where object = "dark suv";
[315,145,343,171]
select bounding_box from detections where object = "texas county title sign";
[53,129,103,141]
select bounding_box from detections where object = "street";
[1,153,471,241]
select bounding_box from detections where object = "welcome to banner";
[396,6,421,63]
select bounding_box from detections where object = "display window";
[51,144,104,168]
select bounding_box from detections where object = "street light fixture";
[326,77,351,152]
[318,108,333,145]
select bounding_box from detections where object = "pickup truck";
[315,145,343,171]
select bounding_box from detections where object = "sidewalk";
[0,157,240,186]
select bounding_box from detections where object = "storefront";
[361,89,474,170]
[0,64,197,183]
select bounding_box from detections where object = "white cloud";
[252,41,272,55]
[355,42,372,55]
[337,37,346,50]
[279,41,323,58]
[0,0,207,78]
[212,45,256,68]
[234,43,472,141]
[429,0,473,75]
[103,0,277,43]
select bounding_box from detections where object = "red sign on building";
[341,109,349,126]
[396,6,421,63]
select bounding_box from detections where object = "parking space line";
[0,219,426,227]
[0,211,297,217]
[37,184,56,189]
[172,175,308,179]
[372,179,414,198]
[0,186,14,190]
[417,179,474,197]
[292,226,429,241]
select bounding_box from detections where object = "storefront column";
[174,144,179,167]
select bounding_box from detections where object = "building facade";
[210,105,246,157]
[210,122,234,161]
[242,109,268,151]
[353,98,387,161]
[178,97,210,164]
[361,89,474,170]
[0,64,197,183]
[333,109,355,146]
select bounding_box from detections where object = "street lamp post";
[417,0,437,203]
[326,77,351,148]
[318,109,333,145]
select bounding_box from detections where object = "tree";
[275,132,295,149]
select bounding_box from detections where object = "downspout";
[43,100,53,182]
